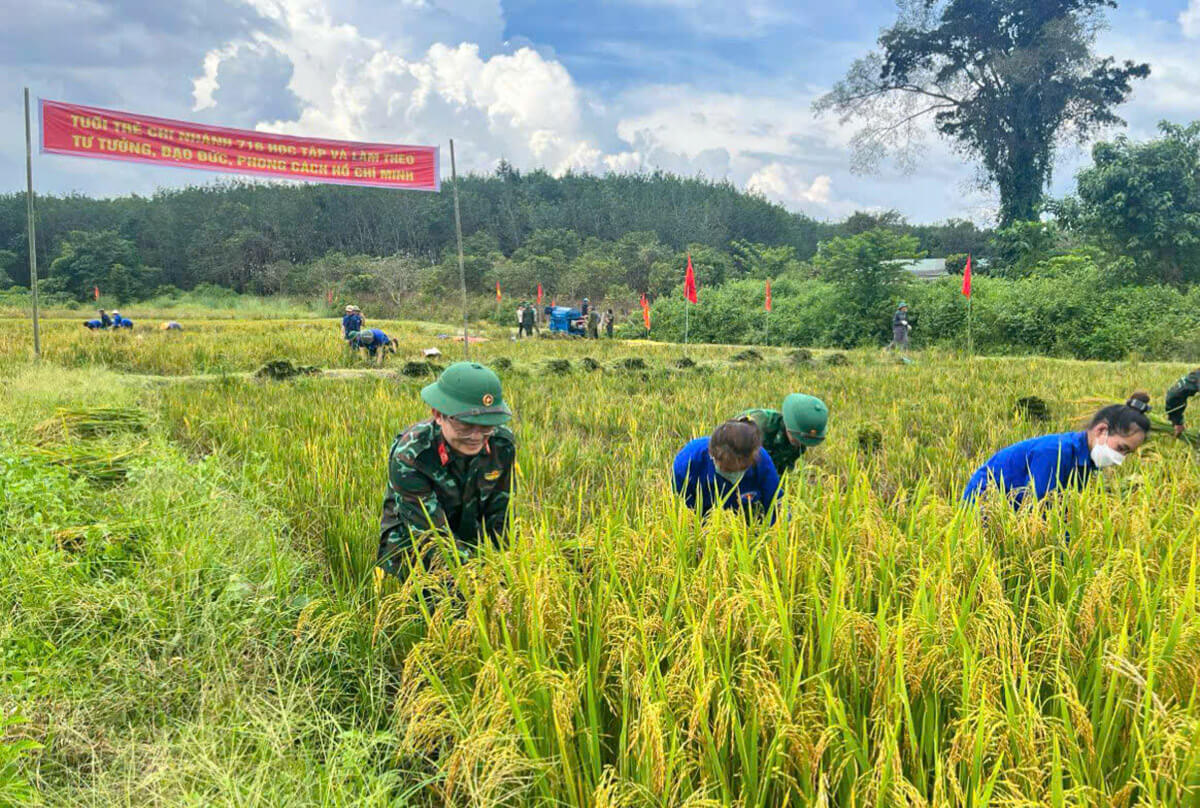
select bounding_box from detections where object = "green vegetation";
[4,320,1200,804]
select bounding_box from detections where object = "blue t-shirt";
[963,431,1095,508]
[342,313,363,336]
[672,437,780,523]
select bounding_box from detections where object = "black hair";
[710,419,762,465]
[1089,391,1152,436]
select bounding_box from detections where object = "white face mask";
[715,468,745,486]
[710,456,746,486]
[1091,436,1125,469]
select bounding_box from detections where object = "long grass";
[6,323,1200,804]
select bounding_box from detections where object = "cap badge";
[482,393,495,406]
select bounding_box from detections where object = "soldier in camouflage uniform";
[737,393,828,474]
[377,362,516,578]
[1165,369,1200,438]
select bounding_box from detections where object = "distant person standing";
[521,301,538,338]
[1165,369,1200,438]
[580,297,590,317]
[603,309,614,338]
[587,308,600,339]
[342,305,364,340]
[888,302,911,350]
[98,309,113,329]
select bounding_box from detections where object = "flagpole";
[24,88,41,360]
[765,308,769,346]
[684,299,689,349]
[449,139,469,359]
[967,295,973,357]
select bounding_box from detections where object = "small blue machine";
[546,306,586,336]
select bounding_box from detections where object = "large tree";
[815,0,1149,226]
[1058,121,1200,286]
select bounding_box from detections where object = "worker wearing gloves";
[1165,369,1200,438]
[672,419,781,523]
[342,305,364,340]
[378,362,516,578]
[737,394,828,474]
[962,392,1151,508]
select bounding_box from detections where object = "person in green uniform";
[377,362,516,578]
[737,393,828,473]
[1165,369,1200,438]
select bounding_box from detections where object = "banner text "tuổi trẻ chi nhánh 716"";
[40,99,439,191]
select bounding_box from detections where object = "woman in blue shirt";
[963,392,1151,507]
[673,419,781,523]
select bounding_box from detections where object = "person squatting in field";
[962,392,1152,508]
[1165,369,1200,438]
[673,419,781,523]
[736,393,828,474]
[377,362,515,578]
[348,328,395,365]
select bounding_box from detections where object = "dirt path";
[127,366,411,385]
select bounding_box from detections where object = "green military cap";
[897,301,908,308]
[783,393,828,446]
[357,330,375,344]
[421,361,512,426]
[347,330,360,339]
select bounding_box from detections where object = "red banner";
[962,254,973,298]
[40,99,439,191]
[765,279,772,312]
[684,254,698,304]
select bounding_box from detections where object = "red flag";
[641,293,651,330]
[684,254,698,304]
[961,254,973,297]
[326,288,333,305]
[93,286,100,301]
[536,283,543,305]
[496,282,502,302]
[765,279,772,312]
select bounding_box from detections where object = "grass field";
[3,314,1200,806]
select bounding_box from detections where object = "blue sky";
[3,0,1198,223]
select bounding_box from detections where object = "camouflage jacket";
[1166,370,1200,426]
[737,408,804,474]
[377,419,516,576]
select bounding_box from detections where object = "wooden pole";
[24,88,41,360]
[449,139,469,359]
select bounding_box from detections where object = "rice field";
[3,314,1200,806]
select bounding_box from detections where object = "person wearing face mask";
[672,419,781,523]
[962,392,1152,508]
[377,362,516,579]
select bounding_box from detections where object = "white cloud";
[1181,0,1200,38]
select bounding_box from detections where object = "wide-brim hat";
[421,361,512,426]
